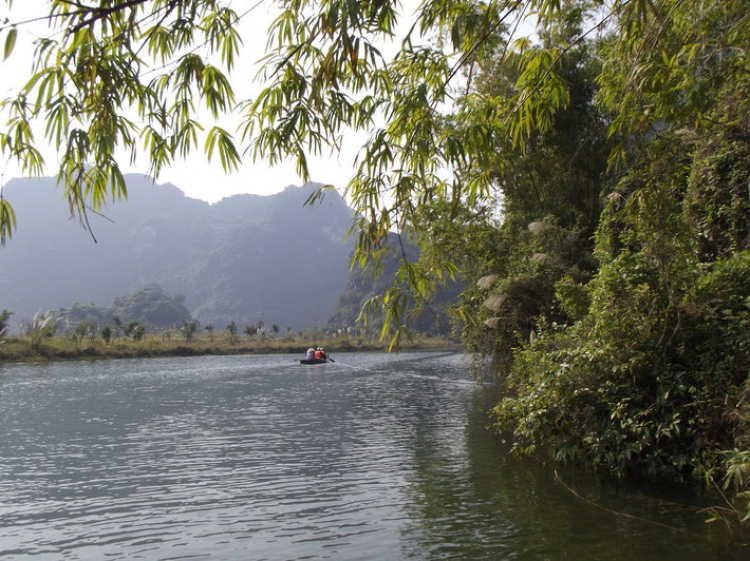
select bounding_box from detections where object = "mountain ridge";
[1,175,355,333]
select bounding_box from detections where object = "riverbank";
[0,334,461,364]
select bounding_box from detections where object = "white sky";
[0,2,540,205]
[0,0,396,203]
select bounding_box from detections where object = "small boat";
[299,358,329,365]
[299,348,334,365]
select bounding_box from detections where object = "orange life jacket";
[314,350,322,360]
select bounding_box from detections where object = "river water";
[0,352,746,560]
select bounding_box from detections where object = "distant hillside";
[326,234,461,336]
[0,175,354,333]
[53,285,192,332]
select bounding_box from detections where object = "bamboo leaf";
[0,198,17,245]
[4,27,17,60]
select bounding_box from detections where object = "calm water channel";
[0,352,746,560]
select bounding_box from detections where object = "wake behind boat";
[299,358,329,365]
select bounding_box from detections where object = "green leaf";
[4,27,17,60]
[0,197,17,245]
[205,126,240,172]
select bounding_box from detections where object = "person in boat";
[313,348,322,360]
[305,347,315,361]
[319,348,327,361]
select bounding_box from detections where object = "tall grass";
[0,332,457,363]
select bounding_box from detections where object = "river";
[0,352,746,559]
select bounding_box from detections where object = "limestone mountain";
[0,175,354,333]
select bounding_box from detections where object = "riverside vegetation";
[0,0,747,531]
[0,314,454,363]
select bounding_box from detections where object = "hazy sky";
[0,1,391,203]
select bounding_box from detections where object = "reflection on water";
[0,352,746,560]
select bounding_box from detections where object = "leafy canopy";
[0,0,603,240]
[1,0,744,340]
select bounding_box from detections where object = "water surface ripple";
[0,352,745,560]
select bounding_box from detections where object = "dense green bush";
[489,4,749,525]
[494,252,749,519]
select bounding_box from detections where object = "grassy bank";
[0,333,460,364]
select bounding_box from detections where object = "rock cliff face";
[0,175,354,332]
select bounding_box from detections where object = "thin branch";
[444,0,525,91]
[553,470,714,540]
[505,11,615,130]
[395,231,444,328]
[61,0,156,33]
